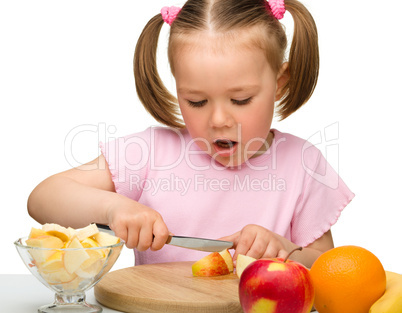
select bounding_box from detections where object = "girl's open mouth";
[213,139,238,157]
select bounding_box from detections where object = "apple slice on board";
[219,249,234,272]
[236,254,257,278]
[192,249,234,277]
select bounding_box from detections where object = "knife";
[96,224,233,252]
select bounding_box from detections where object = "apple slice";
[42,223,71,242]
[63,237,90,274]
[236,254,256,278]
[67,227,77,238]
[192,252,230,277]
[80,238,105,266]
[93,231,120,246]
[28,227,48,239]
[26,235,64,263]
[76,223,99,241]
[219,249,234,272]
[39,251,64,273]
[42,267,77,285]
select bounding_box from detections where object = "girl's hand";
[106,194,170,251]
[220,224,297,263]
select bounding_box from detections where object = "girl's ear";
[275,62,290,101]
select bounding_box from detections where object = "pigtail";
[277,0,319,120]
[134,14,184,128]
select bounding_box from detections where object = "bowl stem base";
[38,292,102,312]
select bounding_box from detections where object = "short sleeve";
[99,128,152,201]
[291,147,355,247]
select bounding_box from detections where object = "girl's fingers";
[234,233,256,261]
[264,241,281,259]
[137,224,154,251]
[111,224,129,246]
[218,231,240,245]
[151,221,170,251]
[277,249,288,259]
[124,227,139,249]
[247,234,269,259]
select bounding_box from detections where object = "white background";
[1,0,401,274]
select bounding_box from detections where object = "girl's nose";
[209,104,234,128]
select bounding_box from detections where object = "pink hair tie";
[267,0,286,20]
[161,6,181,26]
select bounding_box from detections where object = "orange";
[310,245,386,313]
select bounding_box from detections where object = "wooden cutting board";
[95,261,242,313]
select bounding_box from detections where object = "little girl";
[28,0,354,268]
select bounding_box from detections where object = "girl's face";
[174,33,285,167]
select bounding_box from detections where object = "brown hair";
[134,0,319,127]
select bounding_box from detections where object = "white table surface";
[0,274,124,313]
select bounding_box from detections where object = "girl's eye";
[232,97,252,105]
[187,99,207,107]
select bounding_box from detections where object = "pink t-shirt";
[100,127,354,265]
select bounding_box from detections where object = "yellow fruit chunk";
[42,223,71,242]
[75,255,105,278]
[67,227,76,238]
[76,223,99,241]
[39,251,64,273]
[81,237,100,248]
[26,235,64,263]
[192,252,230,277]
[93,231,120,246]
[80,237,106,266]
[219,249,234,272]
[63,238,90,274]
[236,254,256,278]
[28,227,48,238]
[74,237,106,278]
[42,268,77,285]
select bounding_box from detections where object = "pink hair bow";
[161,6,181,26]
[267,0,286,20]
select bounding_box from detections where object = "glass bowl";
[14,236,124,312]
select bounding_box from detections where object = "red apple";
[239,249,314,313]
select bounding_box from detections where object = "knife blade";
[96,224,233,252]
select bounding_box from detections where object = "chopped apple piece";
[93,231,120,246]
[76,223,99,241]
[192,252,230,277]
[80,237,106,268]
[219,249,234,272]
[42,267,77,284]
[63,238,90,274]
[75,254,104,278]
[25,222,122,286]
[39,251,64,273]
[28,227,48,238]
[42,223,71,242]
[236,254,256,278]
[81,237,99,247]
[67,227,76,238]
[26,235,64,263]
